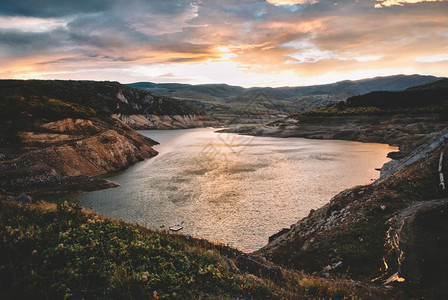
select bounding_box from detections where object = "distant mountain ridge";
[129,82,245,99]
[128,75,443,119]
[129,74,442,99]
[305,78,448,115]
[406,78,448,91]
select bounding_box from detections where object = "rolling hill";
[304,78,448,116]
[0,80,216,130]
[128,75,443,123]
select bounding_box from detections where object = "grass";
[0,95,97,122]
[0,80,203,123]
[300,83,448,117]
[0,199,385,299]
[0,200,268,299]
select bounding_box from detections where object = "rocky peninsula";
[0,116,158,196]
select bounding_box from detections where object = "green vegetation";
[302,79,448,117]
[0,200,269,299]
[0,199,381,299]
[0,80,203,120]
[0,95,97,121]
[304,105,384,116]
[0,94,98,146]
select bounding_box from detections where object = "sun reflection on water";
[75,128,397,252]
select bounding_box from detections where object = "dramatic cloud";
[375,0,442,8]
[0,0,447,86]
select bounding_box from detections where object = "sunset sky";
[0,0,447,87]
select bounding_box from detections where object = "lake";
[74,128,396,252]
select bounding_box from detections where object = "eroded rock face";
[41,118,99,134]
[114,114,221,129]
[18,132,83,149]
[0,117,158,195]
[19,129,157,177]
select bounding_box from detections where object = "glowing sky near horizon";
[0,0,447,87]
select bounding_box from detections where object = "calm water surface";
[75,128,396,252]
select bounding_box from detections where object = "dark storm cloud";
[0,0,113,18]
[0,28,68,55]
[0,0,196,18]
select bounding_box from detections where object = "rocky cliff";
[114,113,220,129]
[0,117,158,195]
[112,88,221,129]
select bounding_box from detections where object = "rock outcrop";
[379,127,448,180]
[0,117,158,195]
[114,113,220,129]
[112,86,222,129]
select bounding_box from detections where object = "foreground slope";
[0,199,390,299]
